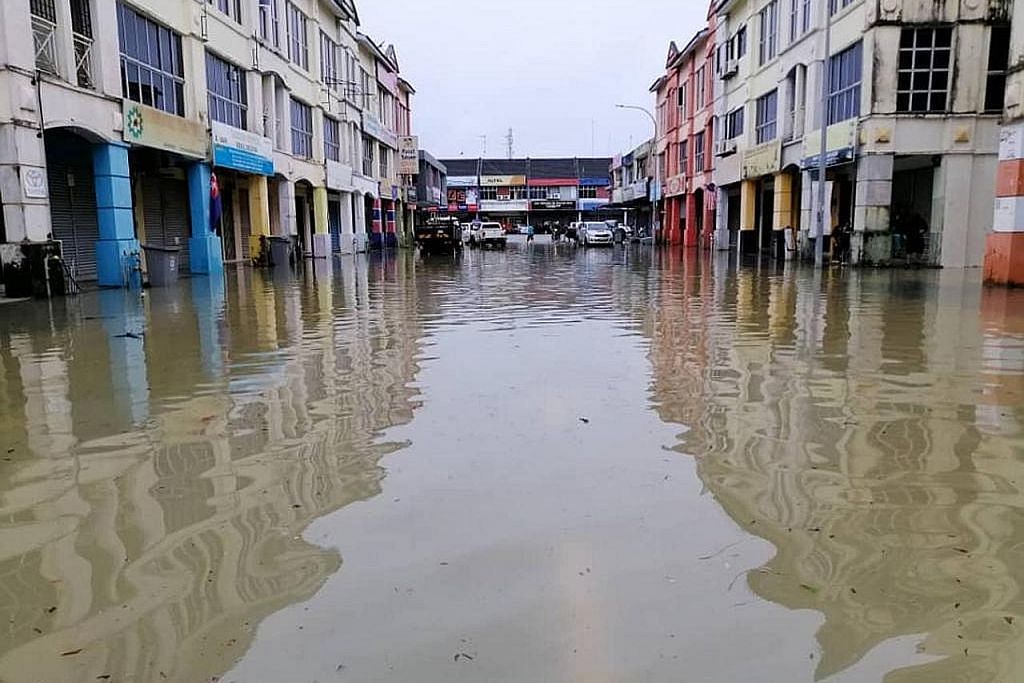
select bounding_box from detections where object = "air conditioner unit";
[721,59,739,80]
[715,139,738,157]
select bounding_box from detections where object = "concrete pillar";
[312,186,331,258]
[986,121,1024,285]
[339,190,355,254]
[354,192,367,253]
[740,179,756,232]
[772,171,793,232]
[187,162,223,275]
[684,195,698,247]
[384,200,397,249]
[853,153,894,264]
[370,197,383,249]
[247,175,271,260]
[714,186,730,250]
[278,181,296,236]
[93,143,140,287]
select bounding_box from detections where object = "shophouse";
[413,150,446,221]
[609,141,655,231]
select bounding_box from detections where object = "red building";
[652,14,716,248]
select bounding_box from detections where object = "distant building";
[414,151,447,221]
[437,158,612,226]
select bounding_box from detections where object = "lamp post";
[617,104,659,243]
[815,4,833,267]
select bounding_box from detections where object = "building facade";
[437,157,612,228]
[0,0,418,296]
[414,150,446,221]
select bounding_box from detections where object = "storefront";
[45,129,101,282]
[211,121,274,264]
[530,199,576,230]
[446,176,479,222]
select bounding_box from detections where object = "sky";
[357,0,709,159]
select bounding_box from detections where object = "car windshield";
[585,224,607,231]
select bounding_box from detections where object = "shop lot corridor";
[2,243,1024,683]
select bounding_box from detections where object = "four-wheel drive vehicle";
[415,218,463,254]
[580,221,614,246]
[474,222,507,249]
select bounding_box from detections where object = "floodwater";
[1,241,1024,683]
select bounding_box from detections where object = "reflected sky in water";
[1,244,1023,683]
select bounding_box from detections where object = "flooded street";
[2,241,1024,682]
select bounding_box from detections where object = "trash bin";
[269,236,292,267]
[142,244,181,287]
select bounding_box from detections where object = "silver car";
[581,221,614,247]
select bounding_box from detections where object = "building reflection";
[0,254,428,683]
[644,260,1024,681]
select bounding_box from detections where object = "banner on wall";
[398,136,419,175]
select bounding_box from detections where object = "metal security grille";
[46,134,100,282]
[142,176,192,272]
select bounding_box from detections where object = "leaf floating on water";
[60,649,83,656]
[799,584,819,594]
[578,417,590,424]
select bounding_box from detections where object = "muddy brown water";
[1,243,1023,682]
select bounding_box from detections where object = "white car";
[580,221,614,247]
[474,222,507,249]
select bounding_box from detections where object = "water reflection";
[0,256,427,682]
[646,255,1024,682]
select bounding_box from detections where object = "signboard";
[122,102,207,158]
[479,199,529,212]
[665,174,686,197]
[212,121,274,176]
[398,135,419,175]
[326,160,352,190]
[531,199,576,211]
[480,175,526,187]
[621,179,649,202]
[579,177,609,187]
[802,120,858,170]
[742,140,781,178]
[447,176,477,188]
[362,113,398,148]
[579,198,610,211]
[22,168,47,199]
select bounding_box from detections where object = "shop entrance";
[46,129,100,281]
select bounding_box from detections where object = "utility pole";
[815,4,833,267]
[505,128,514,159]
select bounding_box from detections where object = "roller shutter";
[47,138,100,282]
[142,175,191,272]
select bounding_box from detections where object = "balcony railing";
[73,32,95,89]
[32,15,59,75]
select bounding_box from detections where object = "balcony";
[73,31,95,89]
[32,15,59,76]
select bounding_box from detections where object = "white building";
[0,0,413,295]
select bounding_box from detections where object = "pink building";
[653,10,716,247]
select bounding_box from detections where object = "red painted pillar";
[985,121,1024,286]
[684,194,698,247]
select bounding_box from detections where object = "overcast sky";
[357,0,708,159]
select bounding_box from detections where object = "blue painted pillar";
[93,143,140,288]
[187,162,223,275]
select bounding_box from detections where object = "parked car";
[580,221,614,247]
[476,222,508,249]
[415,217,463,254]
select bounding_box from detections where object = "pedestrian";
[526,224,535,243]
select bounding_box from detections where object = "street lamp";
[616,104,660,243]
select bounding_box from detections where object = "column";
[247,175,271,261]
[370,197,383,249]
[852,153,893,264]
[739,179,756,253]
[684,195,698,247]
[714,186,729,251]
[384,200,397,249]
[93,143,140,287]
[186,162,223,275]
[278,181,296,236]
[339,191,355,255]
[986,121,1024,286]
[312,186,331,258]
[353,192,367,253]
[773,171,794,260]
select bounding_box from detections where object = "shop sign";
[579,177,609,187]
[578,198,610,211]
[398,135,419,175]
[801,119,858,170]
[621,179,649,202]
[353,174,377,197]
[123,102,207,158]
[447,176,477,188]
[480,175,526,187]
[326,160,353,190]
[22,168,47,199]
[531,199,576,211]
[362,113,398,148]
[742,140,781,178]
[211,121,274,176]
[665,174,686,197]
[479,199,528,212]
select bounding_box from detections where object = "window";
[678,82,687,119]
[209,0,240,22]
[829,0,854,14]
[360,69,373,110]
[694,132,706,173]
[117,3,185,116]
[379,143,389,177]
[736,26,747,58]
[985,26,1010,113]
[529,186,548,200]
[509,186,528,200]
[696,66,706,109]
[321,32,339,90]
[285,2,308,69]
[206,52,247,129]
[789,0,799,43]
[479,187,498,201]
[361,135,374,176]
[726,107,745,139]
[896,27,953,113]
[579,186,599,199]
[828,41,862,124]
[290,98,312,157]
[324,116,340,161]
[759,1,778,65]
[678,140,688,175]
[802,0,811,33]
[756,89,778,143]
[258,0,281,48]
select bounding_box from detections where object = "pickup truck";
[472,222,507,249]
[415,218,463,254]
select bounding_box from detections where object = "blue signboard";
[211,122,274,176]
[578,198,610,211]
[579,177,610,187]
